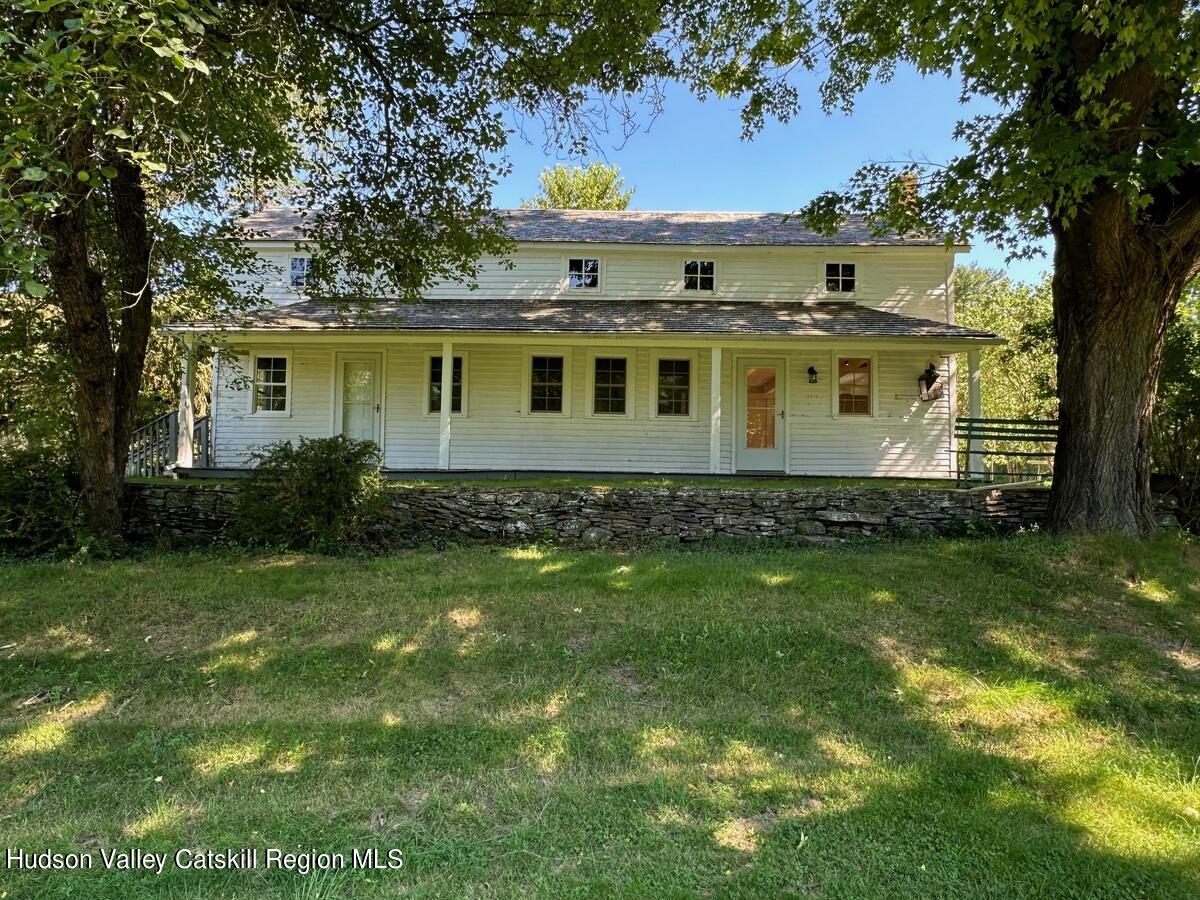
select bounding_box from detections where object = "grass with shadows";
[1,533,1197,897]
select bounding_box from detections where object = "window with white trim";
[428,355,464,414]
[592,356,628,415]
[838,357,871,415]
[656,358,691,416]
[530,355,566,413]
[683,260,715,291]
[289,256,311,289]
[567,257,600,290]
[253,355,289,413]
[825,262,856,293]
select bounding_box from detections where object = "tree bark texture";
[1048,193,1187,535]
[47,130,122,536]
[110,158,155,482]
[45,129,156,538]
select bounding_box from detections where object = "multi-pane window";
[656,358,691,416]
[825,262,856,293]
[567,258,600,289]
[289,256,311,289]
[838,357,871,415]
[683,260,715,291]
[428,355,464,414]
[530,355,565,413]
[592,357,627,415]
[253,356,288,412]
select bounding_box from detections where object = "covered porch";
[161,298,1000,480]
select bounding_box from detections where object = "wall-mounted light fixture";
[807,366,819,384]
[918,363,942,401]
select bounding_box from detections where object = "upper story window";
[838,357,871,415]
[683,260,715,292]
[656,358,691,417]
[253,355,289,413]
[530,355,566,413]
[289,255,311,289]
[567,257,600,290]
[825,262,856,293]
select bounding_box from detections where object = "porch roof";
[164,298,1002,344]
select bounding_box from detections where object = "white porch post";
[438,339,453,470]
[966,349,983,480]
[176,338,197,470]
[709,347,722,474]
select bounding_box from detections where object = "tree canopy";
[5,0,1195,536]
[522,162,635,210]
[0,0,689,534]
[677,0,1200,533]
[954,266,1056,422]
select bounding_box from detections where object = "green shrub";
[0,446,82,557]
[234,435,391,552]
[1153,288,1200,533]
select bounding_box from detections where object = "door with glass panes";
[736,359,786,472]
[335,354,382,445]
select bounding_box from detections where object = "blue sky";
[492,67,1051,284]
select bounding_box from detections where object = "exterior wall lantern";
[807,366,819,384]
[918,363,943,401]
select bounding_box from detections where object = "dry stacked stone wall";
[117,481,1110,546]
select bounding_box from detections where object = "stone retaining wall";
[123,481,1091,546]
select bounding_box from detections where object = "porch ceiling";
[163,298,1002,345]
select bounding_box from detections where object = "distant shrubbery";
[234,435,391,552]
[0,446,83,557]
[1152,287,1200,532]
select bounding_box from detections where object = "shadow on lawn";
[0,535,1197,897]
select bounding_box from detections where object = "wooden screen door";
[336,354,381,445]
[736,359,786,472]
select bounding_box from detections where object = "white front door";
[336,354,381,445]
[736,359,786,472]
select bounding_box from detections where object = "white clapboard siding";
[212,347,334,467]
[785,349,953,478]
[210,342,954,478]
[444,344,711,473]
[250,244,955,322]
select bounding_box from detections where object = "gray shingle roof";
[166,298,1000,343]
[237,207,952,247]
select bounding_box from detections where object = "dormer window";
[683,260,715,291]
[289,255,311,289]
[567,258,600,290]
[825,262,856,293]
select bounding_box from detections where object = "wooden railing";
[955,417,1058,484]
[126,411,210,477]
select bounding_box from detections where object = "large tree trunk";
[1048,196,1186,535]
[47,130,123,537]
[110,158,155,480]
[46,133,156,539]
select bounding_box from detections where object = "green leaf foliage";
[954,265,1057,421]
[234,435,391,553]
[0,445,82,557]
[676,1,1200,256]
[522,162,635,210]
[1153,285,1200,530]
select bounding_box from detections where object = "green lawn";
[1,533,1197,898]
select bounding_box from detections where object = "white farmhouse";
[163,208,999,478]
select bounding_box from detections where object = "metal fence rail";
[126,411,210,477]
[955,417,1058,484]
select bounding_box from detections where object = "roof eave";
[160,321,1003,347]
